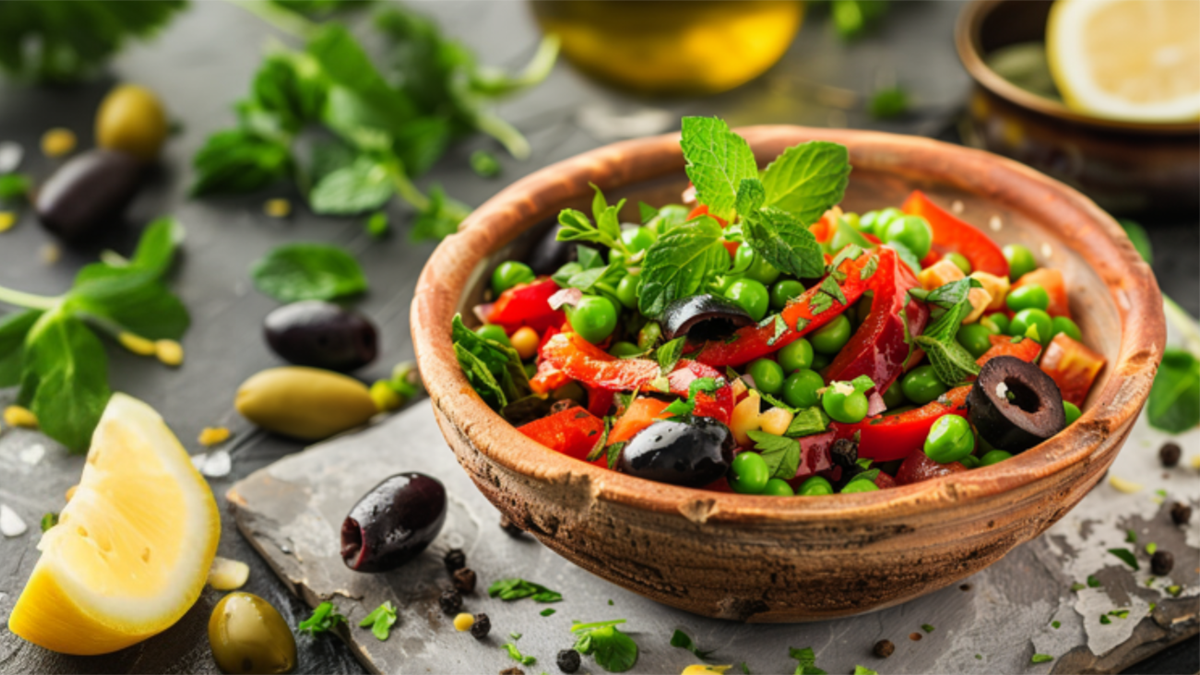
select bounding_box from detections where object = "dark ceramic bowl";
[956,0,1199,218]
[412,126,1165,622]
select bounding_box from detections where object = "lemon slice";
[1047,0,1200,122]
[7,394,219,655]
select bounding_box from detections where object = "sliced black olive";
[660,294,755,341]
[525,223,578,275]
[967,356,1066,453]
[35,149,142,242]
[617,416,735,487]
[341,472,446,573]
[264,301,378,372]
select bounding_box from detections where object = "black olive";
[660,294,755,341]
[35,149,142,242]
[967,356,1066,453]
[618,417,735,487]
[264,301,378,372]
[525,223,578,275]
[341,473,446,573]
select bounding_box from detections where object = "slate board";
[229,392,1199,675]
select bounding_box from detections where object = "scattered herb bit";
[1087,575,1102,588]
[670,629,716,660]
[1145,542,1158,555]
[789,646,825,675]
[867,86,909,119]
[1146,576,1157,588]
[502,642,536,666]
[1148,602,1157,613]
[540,608,556,617]
[608,599,614,606]
[470,150,501,178]
[250,242,367,303]
[299,601,347,634]
[1167,585,1182,597]
[1147,348,1200,434]
[1107,548,1140,571]
[510,632,523,641]
[740,662,751,674]
[0,174,31,202]
[365,210,389,238]
[571,620,638,673]
[1108,609,1130,619]
[1031,654,1054,664]
[1051,620,1061,629]
[1125,529,1137,544]
[1099,615,1111,625]
[488,578,562,603]
[975,654,982,660]
[1070,582,1086,592]
[39,512,57,532]
[853,667,878,675]
[359,601,397,640]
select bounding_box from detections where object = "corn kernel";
[118,331,157,356]
[4,405,37,429]
[41,128,77,158]
[758,407,794,436]
[0,212,15,233]
[370,380,402,412]
[264,198,291,218]
[453,612,475,632]
[917,259,965,291]
[1108,475,1142,494]
[963,288,993,324]
[207,556,250,590]
[155,339,184,366]
[729,391,762,447]
[971,271,1010,311]
[198,426,232,447]
[511,326,539,360]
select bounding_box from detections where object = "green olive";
[235,367,378,440]
[208,592,296,674]
[95,84,168,162]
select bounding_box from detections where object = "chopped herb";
[572,620,638,673]
[867,86,910,119]
[1087,575,1102,588]
[1051,620,1061,629]
[488,578,562,603]
[0,174,31,202]
[1099,615,1111,625]
[39,512,57,532]
[1031,654,1054,664]
[740,662,751,674]
[784,406,830,438]
[1125,529,1137,543]
[670,629,715,660]
[1167,585,1182,597]
[541,608,556,617]
[365,210,389,238]
[1070,582,1086,592]
[358,601,397,640]
[299,601,347,634]
[1146,577,1157,587]
[921,624,935,633]
[975,654,982,660]
[854,667,878,675]
[789,646,825,675]
[510,632,523,640]
[1108,609,1130,619]
[1145,542,1158,555]
[470,150,501,178]
[747,430,800,480]
[1107,548,1140,571]
[608,599,614,606]
[502,642,536,666]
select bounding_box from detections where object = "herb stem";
[0,286,59,311]
[475,110,531,160]
[227,0,320,41]
[505,35,561,91]
[570,619,626,633]
[390,172,431,213]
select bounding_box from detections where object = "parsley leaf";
[251,243,368,302]
[358,601,398,640]
[638,216,729,318]
[789,646,826,675]
[747,430,800,480]
[670,629,716,660]
[299,601,347,634]
[680,116,758,220]
[488,578,562,603]
[572,620,639,673]
[760,141,851,226]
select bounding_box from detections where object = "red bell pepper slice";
[823,247,929,395]
[836,386,972,462]
[686,204,729,227]
[895,450,968,485]
[1013,268,1072,319]
[1039,333,1105,406]
[609,398,671,446]
[902,190,1009,278]
[486,278,566,333]
[693,250,880,367]
[584,385,616,417]
[667,360,734,423]
[517,405,606,461]
[538,331,661,391]
[976,334,1041,366]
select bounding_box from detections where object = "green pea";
[811,314,852,354]
[748,358,785,395]
[729,452,770,494]
[901,365,948,405]
[1051,316,1082,343]
[621,226,656,253]
[923,414,975,463]
[957,323,995,359]
[609,341,642,358]
[1003,244,1037,281]
[945,252,972,275]
[783,369,825,409]
[810,352,831,371]
[875,207,904,230]
[1006,284,1050,312]
[770,279,806,310]
[841,212,862,230]
[637,321,662,350]
[609,247,627,267]
[565,295,618,344]
[829,225,863,254]
[798,475,834,496]
[762,478,795,496]
[979,449,1012,466]
[981,313,1009,335]
[881,383,907,410]
[616,270,641,309]
[724,278,770,321]
[777,338,813,373]
[959,454,981,469]
[883,215,933,260]
[1009,308,1053,344]
[1063,401,1081,425]
[822,382,869,424]
[491,261,535,296]
[841,479,879,493]
[858,210,882,235]
[735,245,781,285]
[476,324,510,346]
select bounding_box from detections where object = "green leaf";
[1107,548,1140,571]
[680,116,758,220]
[308,23,417,125]
[1118,219,1153,264]
[915,334,980,386]
[854,666,879,675]
[736,177,766,215]
[670,629,716,661]
[487,578,563,603]
[1031,654,1054,664]
[742,208,825,280]
[639,202,658,224]
[638,216,730,318]
[785,406,829,437]
[358,601,397,641]
[410,184,469,242]
[657,337,686,373]
[748,430,800,480]
[760,141,851,226]
[789,646,826,675]
[574,624,639,673]
[39,512,57,532]
[0,310,41,388]
[190,129,293,196]
[470,149,501,178]
[502,642,537,666]
[1147,348,1200,433]
[0,173,32,202]
[298,601,347,634]
[251,243,368,302]
[455,343,505,409]
[309,154,395,215]
[365,210,389,238]
[867,86,910,120]
[20,311,111,452]
[452,315,531,409]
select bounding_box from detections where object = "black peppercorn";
[453,567,477,594]
[444,548,466,572]
[830,438,858,469]
[1159,442,1181,467]
[1170,501,1192,526]
[874,639,895,658]
[439,588,463,615]
[1151,550,1174,576]
[556,649,582,673]
[470,612,491,639]
[500,514,524,536]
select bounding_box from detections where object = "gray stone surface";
[0,1,1197,673]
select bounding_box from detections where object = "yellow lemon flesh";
[7,394,220,655]
[1047,0,1200,122]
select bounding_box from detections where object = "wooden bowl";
[411,126,1165,622]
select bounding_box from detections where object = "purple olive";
[660,294,755,341]
[618,417,735,487]
[35,149,142,242]
[264,301,378,371]
[341,473,446,573]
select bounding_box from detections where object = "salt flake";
[1,504,27,537]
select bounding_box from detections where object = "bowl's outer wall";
[412,126,1165,622]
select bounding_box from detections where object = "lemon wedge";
[7,394,219,655]
[1047,0,1200,122]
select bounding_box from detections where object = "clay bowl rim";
[412,125,1165,525]
[955,0,1199,136]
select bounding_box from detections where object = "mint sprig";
[761,141,852,226]
[681,116,758,220]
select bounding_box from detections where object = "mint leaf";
[657,337,687,372]
[742,208,825,279]
[251,243,367,302]
[785,406,829,437]
[1107,548,1140,571]
[638,216,729,318]
[680,116,757,220]
[299,601,347,634]
[736,177,766,215]
[488,578,562,603]
[452,315,531,409]
[359,601,398,641]
[19,311,111,452]
[309,154,395,215]
[573,623,639,673]
[502,642,536,666]
[190,128,292,196]
[670,629,716,661]
[760,141,850,225]
[0,310,43,388]
[748,430,800,480]
[1147,348,1200,433]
